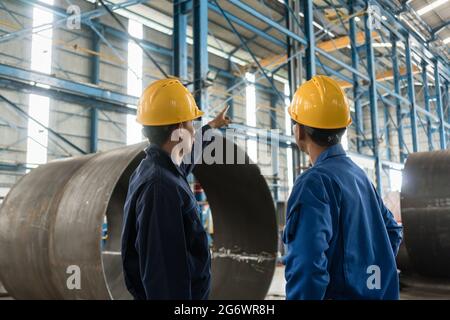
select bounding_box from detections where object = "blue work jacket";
[283,144,403,300]
[121,125,212,300]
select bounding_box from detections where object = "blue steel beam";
[208,2,286,48]
[0,163,28,173]
[315,47,369,82]
[20,0,450,85]
[319,62,353,84]
[434,60,447,149]
[173,0,188,79]
[270,90,279,203]
[7,0,450,148]
[7,2,172,62]
[391,34,407,163]
[212,0,285,105]
[364,11,382,193]
[431,21,450,39]
[0,63,138,106]
[227,61,235,119]
[446,81,449,125]
[375,82,411,105]
[0,93,87,154]
[349,0,450,81]
[13,0,382,98]
[368,0,450,82]
[90,11,101,153]
[421,60,433,151]
[90,106,99,153]
[405,35,419,152]
[1,0,143,44]
[302,0,315,79]
[228,17,286,56]
[415,105,439,122]
[383,105,391,160]
[193,0,208,110]
[98,0,169,78]
[0,77,136,115]
[226,0,307,46]
[350,0,363,153]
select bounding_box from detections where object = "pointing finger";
[220,105,230,116]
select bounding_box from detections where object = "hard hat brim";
[137,109,204,126]
[288,107,352,129]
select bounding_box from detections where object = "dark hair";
[301,124,346,147]
[142,124,179,146]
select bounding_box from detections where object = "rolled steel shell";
[0,136,277,299]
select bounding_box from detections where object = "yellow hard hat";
[136,78,204,126]
[288,75,351,129]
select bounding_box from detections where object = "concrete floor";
[266,265,286,300]
[265,265,450,300]
[2,266,450,300]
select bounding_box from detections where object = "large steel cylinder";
[401,150,450,278]
[0,136,277,299]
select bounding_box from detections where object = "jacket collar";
[314,143,346,166]
[144,144,185,177]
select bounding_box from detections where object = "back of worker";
[121,79,231,300]
[284,144,402,299]
[283,75,403,300]
[122,142,211,300]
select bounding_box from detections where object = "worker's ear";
[299,125,310,142]
[293,123,303,142]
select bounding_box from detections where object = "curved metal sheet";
[0,136,277,299]
[401,150,450,278]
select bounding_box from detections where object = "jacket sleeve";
[135,182,191,299]
[283,176,333,300]
[180,124,213,175]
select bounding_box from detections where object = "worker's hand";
[208,105,232,129]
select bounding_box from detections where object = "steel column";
[285,0,301,179]
[227,62,235,119]
[270,92,279,203]
[89,107,99,153]
[434,60,447,149]
[90,17,101,153]
[384,106,391,160]
[349,0,363,152]
[364,11,382,193]
[173,0,188,79]
[391,35,405,162]
[421,60,433,151]
[193,0,208,110]
[446,81,449,126]
[405,34,418,152]
[302,0,315,79]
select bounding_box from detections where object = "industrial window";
[284,83,294,193]
[26,0,54,167]
[245,72,257,163]
[126,19,144,145]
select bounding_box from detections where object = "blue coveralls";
[283,144,403,300]
[121,125,212,300]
